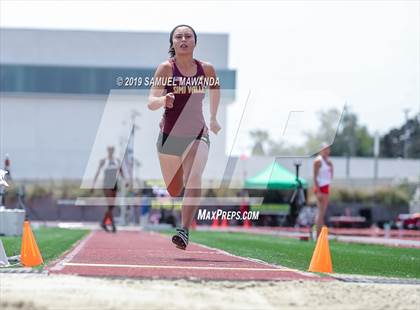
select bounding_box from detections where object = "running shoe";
[100,222,109,232]
[172,227,189,250]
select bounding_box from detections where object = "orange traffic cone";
[220,217,228,228]
[211,218,219,228]
[21,220,43,267]
[308,226,333,273]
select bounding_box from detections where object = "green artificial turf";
[161,230,420,279]
[1,227,88,269]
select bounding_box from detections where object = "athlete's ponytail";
[168,24,197,57]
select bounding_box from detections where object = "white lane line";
[189,242,317,277]
[63,262,291,271]
[49,231,96,271]
[148,230,314,276]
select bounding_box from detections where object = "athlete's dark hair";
[168,24,197,58]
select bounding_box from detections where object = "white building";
[0,28,236,186]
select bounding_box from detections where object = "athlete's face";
[321,146,330,157]
[107,147,115,157]
[172,27,195,55]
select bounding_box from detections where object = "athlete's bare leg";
[180,139,209,229]
[315,193,329,238]
[103,189,117,232]
[158,153,184,197]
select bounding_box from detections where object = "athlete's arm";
[148,62,174,111]
[329,160,334,179]
[91,159,105,192]
[202,62,221,134]
[313,160,321,190]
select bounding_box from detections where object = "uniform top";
[162,57,207,136]
[315,155,332,187]
[102,157,120,189]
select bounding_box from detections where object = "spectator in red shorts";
[313,143,334,238]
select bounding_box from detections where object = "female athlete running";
[148,25,221,250]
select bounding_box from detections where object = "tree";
[304,108,341,155]
[354,126,374,156]
[249,130,270,156]
[381,113,420,158]
[249,106,377,157]
[267,140,305,157]
[329,106,373,157]
[249,130,305,157]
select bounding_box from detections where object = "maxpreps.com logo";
[0,169,9,187]
[197,209,259,221]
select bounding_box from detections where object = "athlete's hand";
[210,118,221,135]
[164,92,175,109]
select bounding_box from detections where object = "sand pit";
[1,274,419,310]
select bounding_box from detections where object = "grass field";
[161,230,420,279]
[2,227,419,279]
[1,227,88,268]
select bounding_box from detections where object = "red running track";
[48,230,329,281]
